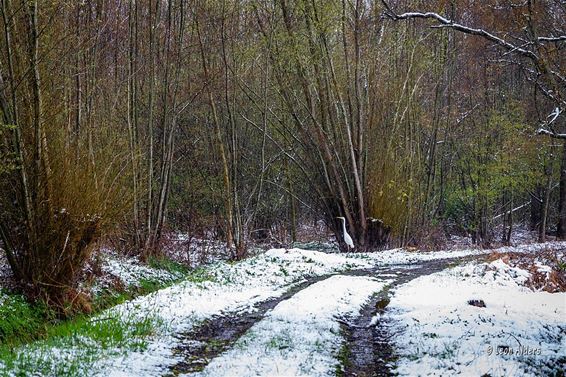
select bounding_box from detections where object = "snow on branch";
[537,107,566,139]
[380,1,539,61]
[538,35,566,43]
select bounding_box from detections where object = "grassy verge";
[335,340,352,377]
[0,256,197,376]
[0,311,162,376]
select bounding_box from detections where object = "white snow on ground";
[80,248,188,298]
[99,251,184,287]
[94,248,376,376]
[1,241,565,376]
[353,241,565,265]
[387,258,566,376]
[535,261,553,274]
[93,244,506,376]
[99,243,556,376]
[188,275,386,377]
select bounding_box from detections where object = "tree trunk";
[539,175,552,242]
[530,187,542,231]
[196,17,234,257]
[557,141,566,238]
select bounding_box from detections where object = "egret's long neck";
[341,218,347,233]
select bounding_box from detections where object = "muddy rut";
[340,255,486,377]
[164,254,485,376]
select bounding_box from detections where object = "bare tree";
[381,0,565,239]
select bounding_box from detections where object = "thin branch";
[537,107,566,139]
[538,35,566,43]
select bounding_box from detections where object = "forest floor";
[0,238,564,376]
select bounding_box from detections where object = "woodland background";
[0,0,564,306]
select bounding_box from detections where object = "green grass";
[148,255,190,276]
[0,253,243,376]
[0,312,162,377]
[0,282,169,376]
[279,265,289,276]
[0,291,49,345]
[91,288,136,313]
[266,334,291,350]
[335,341,352,377]
[0,255,195,376]
[185,266,217,284]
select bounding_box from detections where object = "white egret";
[336,216,354,249]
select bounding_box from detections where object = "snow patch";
[101,254,183,288]
[388,259,565,376]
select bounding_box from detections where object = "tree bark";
[539,174,552,242]
[557,141,566,238]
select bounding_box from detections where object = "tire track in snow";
[165,255,485,377]
[341,255,489,377]
[178,275,387,377]
[163,265,395,376]
[164,274,333,376]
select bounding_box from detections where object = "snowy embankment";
[357,240,565,265]
[189,275,387,377]
[387,257,566,376]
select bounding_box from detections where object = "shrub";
[0,123,133,315]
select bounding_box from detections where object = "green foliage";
[443,103,543,232]
[148,256,190,276]
[0,292,47,345]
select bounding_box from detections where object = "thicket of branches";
[0,0,564,310]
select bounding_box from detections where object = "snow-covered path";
[98,247,492,377]
[94,243,566,377]
[97,249,378,376]
[185,275,387,377]
[167,254,486,377]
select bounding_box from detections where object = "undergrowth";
[0,312,161,376]
[0,291,48,345]
[0,254,196,376]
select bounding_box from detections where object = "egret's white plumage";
[337,216,354,249]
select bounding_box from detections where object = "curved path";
[164,254,485,376]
